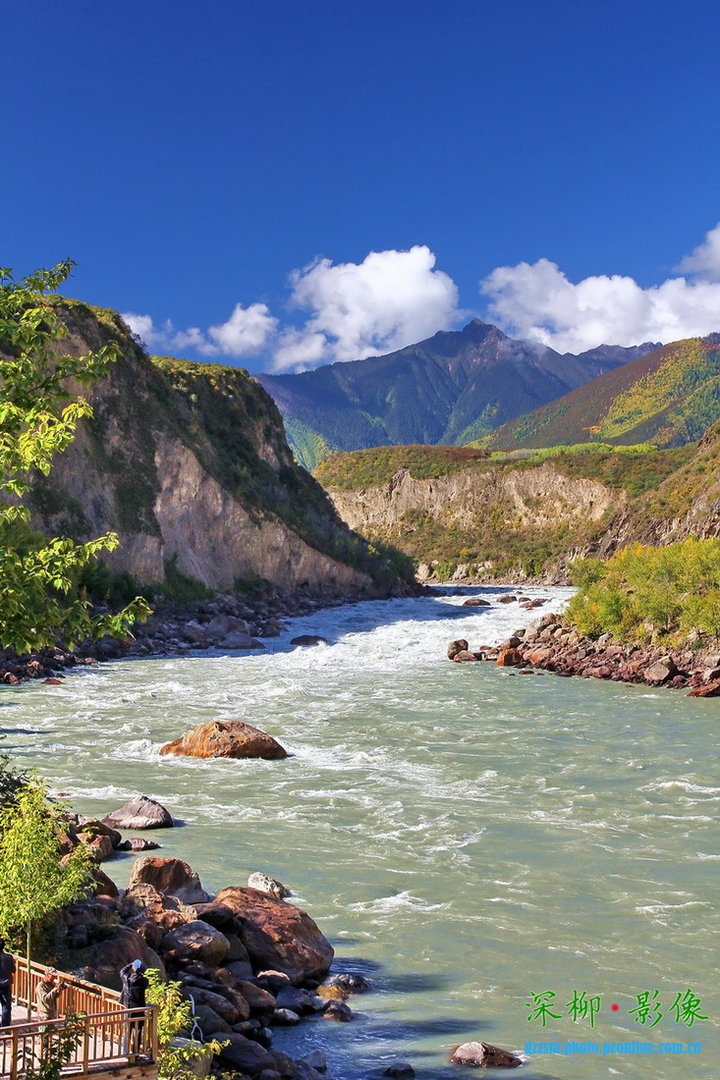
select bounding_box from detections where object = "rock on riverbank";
[449,612,720,694]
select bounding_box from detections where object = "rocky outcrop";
[214,887,334,985]
[159,720,288,761]
[59,854,357,1080]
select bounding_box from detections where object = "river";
[3,586,718,1079]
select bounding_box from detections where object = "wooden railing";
[0,1008,157,1078]
[11,955,124,1020]
[3,955,158,1077]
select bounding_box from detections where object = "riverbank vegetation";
[567,538,720,645]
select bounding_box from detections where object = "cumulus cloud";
[270,245,460,371]
[122,303,277,358]
[481,223,720,353]
[206,302,278,356]
[676,222,720,279]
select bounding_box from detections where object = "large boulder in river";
[214,886,334,985]
[159,720,287,761]
[75,926,165,991]
[103,795,174,830]
[128,856,211,904]
[448,639,469,660]
[450,1041,523,1068]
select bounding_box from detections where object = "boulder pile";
[60,855,370,1080]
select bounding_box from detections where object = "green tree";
[0,782,93,1017]
[146,970,225,1079]
[0,261,150,653]
[17,1013,87,1080]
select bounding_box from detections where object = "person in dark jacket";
[0,938,15,1028]
[119,960,148,1056]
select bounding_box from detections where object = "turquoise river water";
[3,586,718,1079]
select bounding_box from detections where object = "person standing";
[35,969,63,1021]
[0,939,15,1028]
[119,959,148,1057]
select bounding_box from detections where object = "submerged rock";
[290,635,327,646]
[450,1041,523,1068]
[159,719,287,761]
[103,795,174,830]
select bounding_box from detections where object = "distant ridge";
[257,320,655,469]
[483,334,720,451]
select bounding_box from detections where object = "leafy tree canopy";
[0,261,150,653]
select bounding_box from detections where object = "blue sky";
[4,0,720,371]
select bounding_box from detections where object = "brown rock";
[447,639,469,660]
[450,1041,523,1068]
[159,720,287,761]
[76,926,165,990]
[194,1003,233,1037]
[161,920,230,965]
[688,679,720,697]
[86,834,115,862]
[121,837,161,852]
[89,867,119,898]
[217,1032,276,1076]
[644,657,677,686]
[496,595,517,604]
[462,598,490,607]
[235,980,277,1016]
[128,856,211,903]
[453,650,478,663]
[103,795,174,830]
[496,648,523,667]
[214,887,334,985]
[322,1000,353,1021]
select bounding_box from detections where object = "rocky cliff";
[25,300,413,596]
[314,442,698,581]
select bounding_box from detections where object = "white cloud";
[481,224,720,353]
[270,245,460,371]
[122,304,277,359]
[677,222,720,279]
[205,302,278,356]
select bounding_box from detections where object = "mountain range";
[257,320,656,469]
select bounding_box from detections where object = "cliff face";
[315,442,699,581]
[27,301,410,595]
[331,464,617,535]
